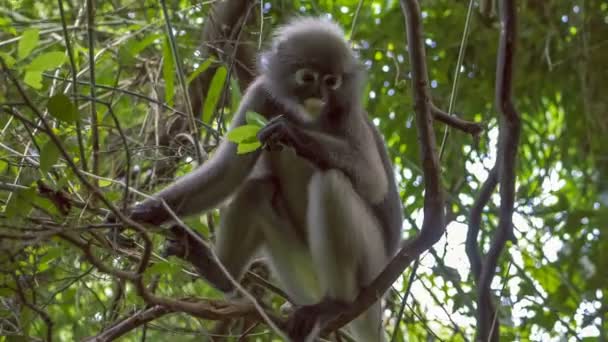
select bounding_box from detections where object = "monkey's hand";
[127,199,169,225]
[257,115,300,151]
[104,199,167,226]
[258,115,333,170]
[163,225,235,293]
[104,199,168,249]
[286,298,348,341]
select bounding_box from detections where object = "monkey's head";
[259,17,365,120]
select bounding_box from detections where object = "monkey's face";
[290,67,343,118]
[259,30,365,121]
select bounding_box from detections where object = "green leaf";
[226,124,260,143]
[4,194,20,219]
[131,34,162,55]
[118,44,136,65]
[47,94,79,123]
[119,34,162,64]
[39,247,63,266]
[39,140,60,173]
[202,66,227,123]
[18,28,39,60]
[5,188,35,218]
[147,260,180,277]
[23,70,42,89]
[0,288,14,297]
[230,77,242,115]
[98,179,113,187]
[236,141,261,154]
[26,51,66,71]
[186,59,213,84]
[0,52,16,67]
[245,111,268,127]
[0,17,16,35]
[162,37,175,106]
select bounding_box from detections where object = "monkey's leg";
[216,177,321,305]
[307,169,388,342]
[213,178,268,292]
[256,195,322,305]
[162,179,269,293]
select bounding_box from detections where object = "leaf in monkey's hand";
[227,124,263,154]
[246,111,268,127]
[227,124,261,143]
[237,141,261,154]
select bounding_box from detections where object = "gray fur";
[130,17,402,342]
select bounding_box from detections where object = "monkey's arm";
[258,117,353,171]
[130,80,269,225]
[256,85,365,172]
[258,116,390,205]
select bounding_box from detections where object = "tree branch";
[466,166,498,281]
[477,0,521,340]
[86,0,100,183]
[322,0,447,334]
[431,104,484,136]
[85,306,173,342]
[13,273,54,342]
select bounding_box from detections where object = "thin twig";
[40,73,219,136]
[85,305,173,342]
[12,273,54,341]
[159,0,204,163]
[349,0,364,40]
[58,0,87,171]
[390,259,419,342]
[100,101,131,212]
[438,0,476,158]
[1,58,154,279]
[86,0,99,183]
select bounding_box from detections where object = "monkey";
[121,17,403,341]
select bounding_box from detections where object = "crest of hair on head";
[272,16,347,48]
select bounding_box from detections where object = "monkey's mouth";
[302,97,325,118]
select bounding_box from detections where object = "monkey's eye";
[323,74,342,90]
[295,69,318,85]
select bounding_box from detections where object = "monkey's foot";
[286,298,348,342]
[163,225,235,293]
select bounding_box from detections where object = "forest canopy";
[0,0,606,341]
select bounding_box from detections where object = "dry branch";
[475,0,521,340]
[466,166,498,281]
[431,104,484,136]
[85,306,173,342]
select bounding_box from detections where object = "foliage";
[0,0,606,341]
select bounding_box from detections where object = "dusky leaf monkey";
[121,17,403,341]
